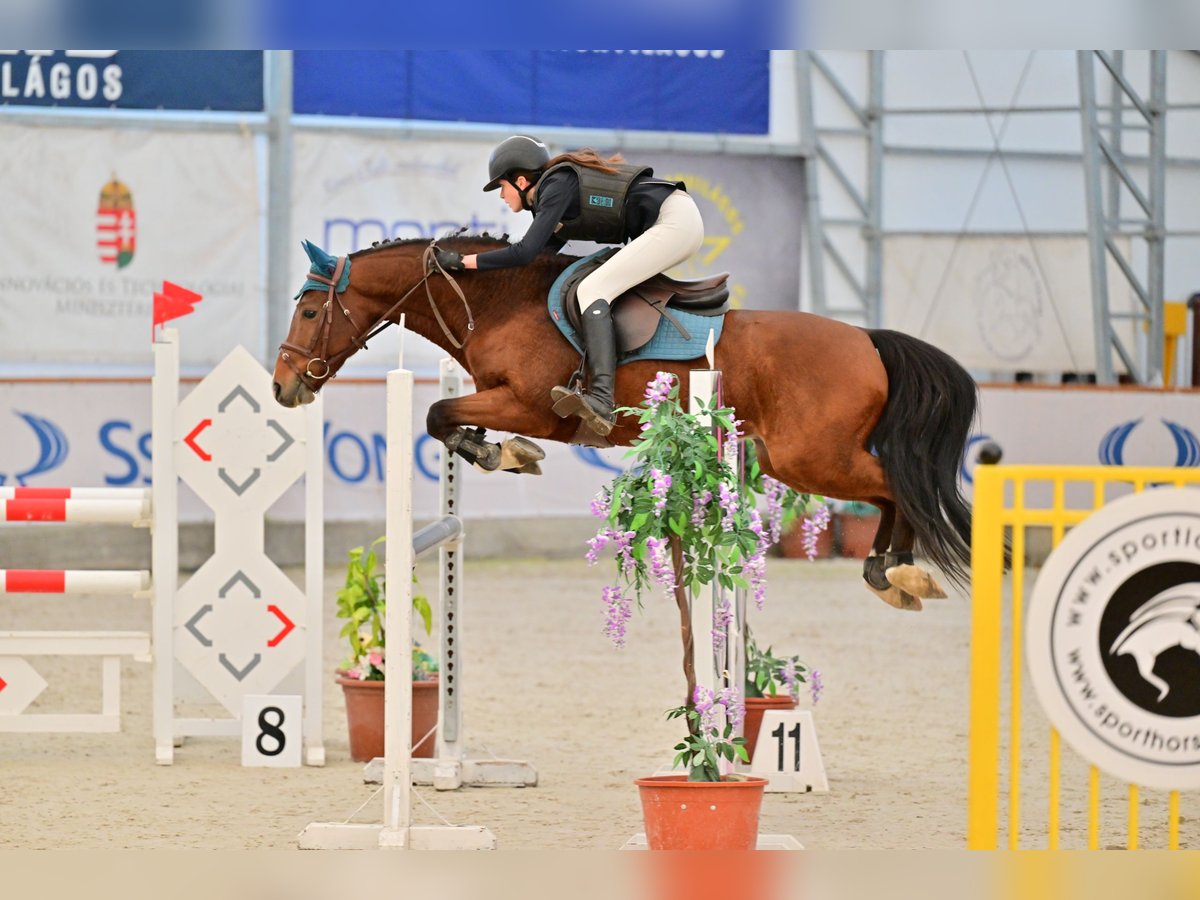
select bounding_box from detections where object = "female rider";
[436,135,705,436]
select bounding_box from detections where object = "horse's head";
[272,241,365,406]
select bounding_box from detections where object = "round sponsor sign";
[1026,488,1200,790]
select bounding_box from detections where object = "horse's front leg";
[427,387,550,475]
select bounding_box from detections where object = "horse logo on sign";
[1026,488,1200,791]
[96,174,136,269]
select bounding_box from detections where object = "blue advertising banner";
[295,50,769,134]
[0,51,264,112]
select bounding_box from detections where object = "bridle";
[278,242,475,392]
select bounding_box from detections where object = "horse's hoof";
[864,581,923,612]
[885,564,948,599]
[504,460,543,476]
[470,442,501,472]
[498,436,545,471]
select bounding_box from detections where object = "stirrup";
[549,385,614,436]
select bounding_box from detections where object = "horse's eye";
[302,309,318,320]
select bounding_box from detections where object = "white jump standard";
[0,485,152,733]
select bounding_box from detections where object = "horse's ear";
[301,240,336,274]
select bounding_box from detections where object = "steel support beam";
[1078,50,1168,385]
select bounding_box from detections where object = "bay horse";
[273,236,978,611]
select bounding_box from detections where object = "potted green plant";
[589,372,770,851]
[335,536,439,762]
[743,628,822,761]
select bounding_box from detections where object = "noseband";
[278,243,474,392]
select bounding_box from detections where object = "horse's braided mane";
[347,231,579,267]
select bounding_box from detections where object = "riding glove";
[434,249,465,273]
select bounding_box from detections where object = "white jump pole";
[0,487,151,501]
[377,334,494,850]
[1,498,151,525]
[687,331,742,744]
[381,362,415,845]
[0,569,151,595]
[152,327,179,765]
[301,324,494,850]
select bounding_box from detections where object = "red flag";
[152,281,203,336]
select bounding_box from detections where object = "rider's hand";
[434,249,465,273]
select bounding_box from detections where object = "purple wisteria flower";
[717,685,745,728]
[717,481,739,530]
[809,669,824,705]
[711,594,733,653]
[779,658,803,699]
[589,490,611,519]
[586,528,638,574]
[644,371,675,409]
[721,417,742,465]
[693,683,745,732]
[602,585,633,648]
[800,503,832,560]
[761,475,789,545]
[743,507,771,610]
[690,489,713,527]
[649,468,672,515]
[644,535,674,589]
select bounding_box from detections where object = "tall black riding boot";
[550,299,617,436]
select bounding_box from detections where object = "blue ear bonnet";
[295,240,351,298]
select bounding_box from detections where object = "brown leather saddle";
[556,248,731,356]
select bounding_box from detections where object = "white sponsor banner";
[3,377,1195,523]
[289,135,528,376]
[0,122,261,369]
[883,235,1138,374]
[0,375,628,523]
[286,136,803,378]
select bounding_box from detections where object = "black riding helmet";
[483,135,551,192]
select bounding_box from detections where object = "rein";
[279,242,474,390]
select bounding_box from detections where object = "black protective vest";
[539,161,654,245]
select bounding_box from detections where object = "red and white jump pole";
[2,498,151,525]
[0,569,151,595]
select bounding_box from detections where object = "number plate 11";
[748,709,828,793]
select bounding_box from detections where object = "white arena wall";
[2,376,1197,568]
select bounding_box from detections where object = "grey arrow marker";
[218,653,261,681]
[218,385,260,414]
[218,466,260,495]
[185,605,214,647]
[265,419,295,462]
[219,570,261,599]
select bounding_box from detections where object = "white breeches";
[575,189,705,312]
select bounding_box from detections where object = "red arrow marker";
[267,605,295,647]
[0,675,6,694]
[184,419,212,461]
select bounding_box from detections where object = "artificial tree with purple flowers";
[587,371,825,781]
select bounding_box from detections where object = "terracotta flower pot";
[742,694,799,761]
[635,775,768,850]
[776,518,835,559]
[836,511,881,559]
[336,675,439,762]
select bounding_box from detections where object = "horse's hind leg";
[860,503,923,612]
[880,512,949,602]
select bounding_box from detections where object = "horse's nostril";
[273,382,282,400]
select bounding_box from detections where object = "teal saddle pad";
[547,251,724,364]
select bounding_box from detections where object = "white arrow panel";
[0,657,49,715]
[175,552,307,715]
[175,346,307,515]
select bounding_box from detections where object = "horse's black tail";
[867,329,978,588]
